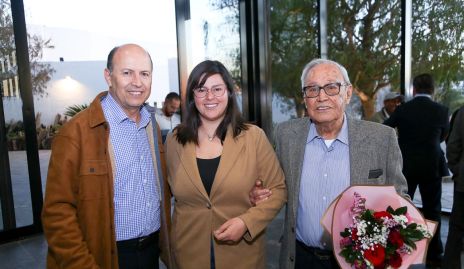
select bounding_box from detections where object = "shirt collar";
[382,107,390,118]
[307,114,349,145]
[414,93,432,99]
[102,92,150,128]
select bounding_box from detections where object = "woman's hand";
[213,217,247,243]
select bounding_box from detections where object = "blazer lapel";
[176,142,210,200]
[289,118,311,215]
[210,128,245,197]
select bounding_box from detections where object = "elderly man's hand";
[249,180,272,206]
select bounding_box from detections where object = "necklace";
[207,133,215,141]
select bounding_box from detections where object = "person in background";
[367,91,403,123]
[384,73,449,266]
[165,60,287,269]
[155,92,181,143]
[442,105,464,269]
[252,58,408,269]
[42,44,172,269]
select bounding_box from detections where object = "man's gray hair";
[300,59,351,88]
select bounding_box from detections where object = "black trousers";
[443,190,464,269]
[295,240,339,269]
[407,176,443,258]
[117,231,160,269]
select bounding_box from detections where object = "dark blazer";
[276,117,408,269]
[384,96,449,179]
[447,106,464,192]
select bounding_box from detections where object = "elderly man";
[253,59,408,269]
[42,44,172,269]
[368,91,403,123]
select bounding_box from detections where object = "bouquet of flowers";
[338,192,431,269]
[321,185,436,269]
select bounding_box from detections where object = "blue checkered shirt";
[101,93,160,241]
[296,115,351,249]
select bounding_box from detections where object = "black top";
[197,156,221,196]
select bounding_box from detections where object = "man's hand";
[249,180,272,206]
[213,217,247,243]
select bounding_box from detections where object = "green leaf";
[341,228,351,237]
[387,206,395,214]
[394,206,407,215]
[64,104,88,117]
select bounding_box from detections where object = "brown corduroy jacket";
[42,91,172,269]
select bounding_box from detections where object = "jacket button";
[290,256,294,262]
[291,227,295,233]
[206,202,211,209]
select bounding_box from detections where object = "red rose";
[364,244,386,267]
[351,228,358,241]
[388,251,403,268]
[373,211,392,219]
[388,229,404,247]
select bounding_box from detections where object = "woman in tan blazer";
[165,60,286,269]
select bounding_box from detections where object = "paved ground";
[0,150,459,268]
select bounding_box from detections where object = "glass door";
[175,0,243,112]
[0,0,43,241]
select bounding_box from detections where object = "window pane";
[23,0,178,119]
[412,0,464,115]
[183,0,242,109]
[1,0,33,228]
[270,1,319,125]
[328,0,401,119]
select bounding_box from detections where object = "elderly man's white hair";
[300,59,351,89]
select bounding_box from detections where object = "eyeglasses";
[302,82,349,98]
[193,85,227,98]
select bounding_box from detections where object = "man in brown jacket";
[42,44,172,269]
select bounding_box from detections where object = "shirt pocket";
[79,160,109,200]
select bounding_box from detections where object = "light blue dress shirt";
[101,93,160,241]
[296,116,351,249]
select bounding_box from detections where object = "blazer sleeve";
[384,127,409,198]
[157,123,173,269]
[41,133,100,269]
[238,128,287,241]
[440,106,450,142]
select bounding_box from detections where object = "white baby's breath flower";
[393,215,408,228]
[398,244,413,255]
[417,224,432,238]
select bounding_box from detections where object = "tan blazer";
[166,124,287,269]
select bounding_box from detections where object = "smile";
[316,106,331,110]
[128,91,143,96]
[204,104,218,109]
